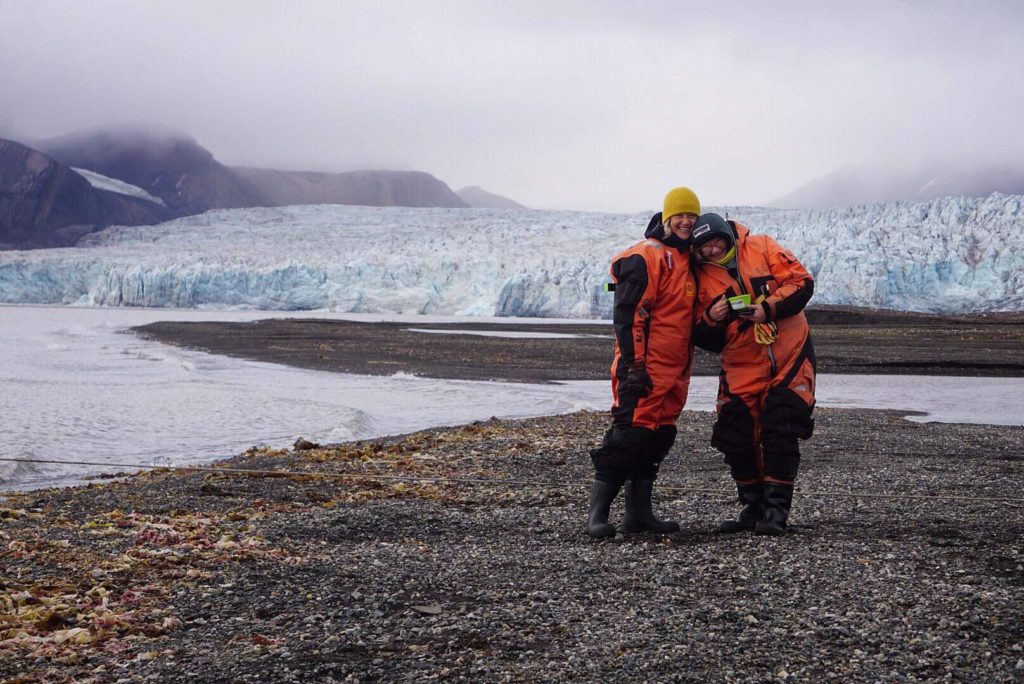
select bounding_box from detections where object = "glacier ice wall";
[0,194,1022,316]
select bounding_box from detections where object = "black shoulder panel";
[611,253,649,365]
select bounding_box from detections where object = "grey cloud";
[1,0,1022,211]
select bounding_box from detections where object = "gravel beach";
[2,407,1023,682]
[133,309,1024,382]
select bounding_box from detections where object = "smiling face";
[698,236,730,261]
[666,213,698,240]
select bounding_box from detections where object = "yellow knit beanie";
[662,187,701,226]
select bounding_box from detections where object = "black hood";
[644,211,690,250]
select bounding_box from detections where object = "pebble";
[2,409,1021,683]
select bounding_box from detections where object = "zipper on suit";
[720,255,776,375]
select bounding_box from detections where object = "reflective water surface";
[2,305,1021,490]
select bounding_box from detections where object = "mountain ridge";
[0,138,173,249]
[234,166,466,208]
[772,160,1024,209]
[456,186,525,209]
[37,129,266,216]
[1,129,472,248]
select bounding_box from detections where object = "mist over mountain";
[234,167,466,208]
[456,186,525,209]
[772,160,1024,209]
[37,128,266,216]
[0,138,172,249]
[1,127,478,248]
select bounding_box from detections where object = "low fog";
[2,0,1022,211]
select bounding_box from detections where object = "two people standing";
[587,188,817,537]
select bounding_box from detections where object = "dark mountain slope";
[234,167,468,208]
[0,138,172,249]
[39,129,267,215]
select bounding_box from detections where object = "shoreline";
[2,408,1023,681]
[133,313,1024,382]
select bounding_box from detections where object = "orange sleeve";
[761,236,814,321]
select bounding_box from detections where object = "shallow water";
[2,305,1021,491]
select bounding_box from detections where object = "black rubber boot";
[618,480,680,534]
[755,482,794,536]
[586,480,623,538]
[718,483,763,533]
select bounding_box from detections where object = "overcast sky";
[2,0,1022,211]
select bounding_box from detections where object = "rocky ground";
[2,408,1023,682]
[3,308,1023,681]
[133,307,1024,382]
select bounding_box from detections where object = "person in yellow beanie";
[661,187,701,233]
[586,187,700,537]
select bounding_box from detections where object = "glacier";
[0,193,1022,316]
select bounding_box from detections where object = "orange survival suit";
[590,213,697,485]
[691,213,815,534]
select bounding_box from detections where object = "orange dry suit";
[590,213,697,483]
[692,220,816,491]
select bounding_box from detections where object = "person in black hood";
[691,212,816,536]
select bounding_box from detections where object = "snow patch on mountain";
[72,167,166,206]
[0,194,1021,315]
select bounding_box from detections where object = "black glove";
[621,362,654,399]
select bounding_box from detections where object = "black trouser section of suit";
[711,395,758,481]
[760,386,814,482]
[629,425,676,480]
[590,426,655,483]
